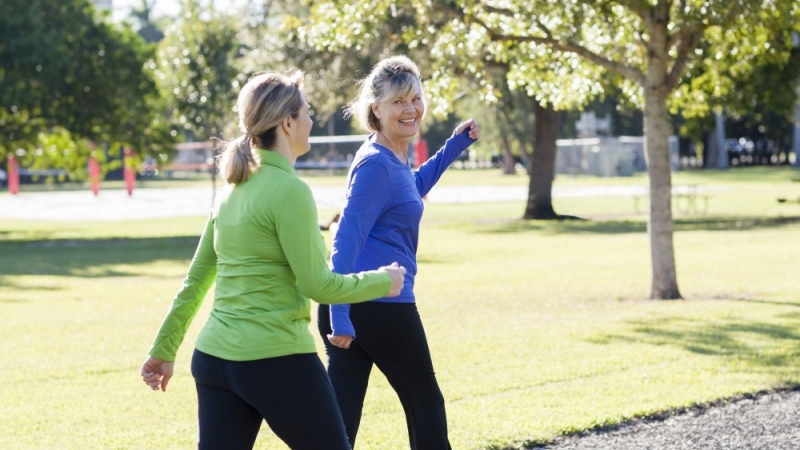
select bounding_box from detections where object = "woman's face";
[290,100,314,157]
[372,84,425,141]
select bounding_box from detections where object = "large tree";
[484,62,566,218]
[0,0,173,169]
[153,0,241,141]
[306,0,800,300]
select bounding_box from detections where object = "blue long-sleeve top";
[329,129,476,337]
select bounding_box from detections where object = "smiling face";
[371,83,426,142]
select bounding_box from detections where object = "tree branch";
[482,4,516,17]
[535,19,555,40]
[665,25,703,90]
[713,2,746,27]
[663,0,706,90]
[611,0,653,27]
[468,13,644,84]
[667,20,695,50]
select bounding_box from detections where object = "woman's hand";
[455,118,481,140]
[328,262,405,350]
[327,334,355,349]
[141,356,174,392]
[379,262,406,297]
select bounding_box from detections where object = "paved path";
[537,390,800,449]
[0,184,647,221]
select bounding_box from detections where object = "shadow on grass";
[487,303,800,450]
[0,236,199,278]
[587,306,800,370]
[0,280,63,293]
[476,215,800,235]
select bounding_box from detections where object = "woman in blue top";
[317,55,480,449]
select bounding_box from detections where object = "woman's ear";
[371,104,381,120]
[280,115,293,135]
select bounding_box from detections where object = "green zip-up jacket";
[149,150,391,362]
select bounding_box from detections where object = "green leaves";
[0,0,175,169]
[303,0,799,116]
[154,5,240,141]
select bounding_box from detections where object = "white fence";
[555,136,680,177]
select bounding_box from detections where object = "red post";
[89,157,101,196]
[414,137,429,169]
[8,155,20,195]
[123,148,136,196]
[414,136,429,200]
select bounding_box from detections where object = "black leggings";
[190,349,351,450]
[318,302,452,450]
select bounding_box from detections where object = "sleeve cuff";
[330,305,357,338]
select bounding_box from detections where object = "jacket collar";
[259,149,296,176]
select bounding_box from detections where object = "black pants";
[318,302,452,450]
[190,349,351,450]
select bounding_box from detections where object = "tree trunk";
[643,81,682,300]
[793,92,800,167]
[500,135,516,175]
[714,111,728,169]
[523,103,560,220]
[704,130,718,168]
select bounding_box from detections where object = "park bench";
[634,184,709,214]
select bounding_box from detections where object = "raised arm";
[415,118,480,196]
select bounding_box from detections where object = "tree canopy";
[153,0,241,141]
[0,0,173,168]
[303,0,800,299]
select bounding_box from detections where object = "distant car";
[140,158,159,177]
[725,138,754,165]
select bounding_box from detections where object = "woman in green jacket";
[140,70,405,450]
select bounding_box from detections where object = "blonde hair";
[217,71,305,184]
[344,55,424,132]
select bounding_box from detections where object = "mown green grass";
[1,166,799,449]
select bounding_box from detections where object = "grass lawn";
[0,166,799,449]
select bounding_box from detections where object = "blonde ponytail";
[217,135,259,184]
[215,70,305,185]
